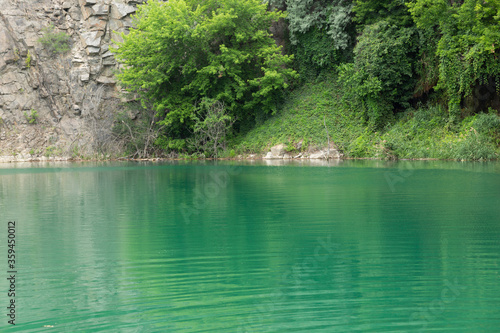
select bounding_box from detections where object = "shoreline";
[0,154,495,164]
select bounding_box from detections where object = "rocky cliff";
[0,0,141,161]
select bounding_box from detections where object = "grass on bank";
[230,77,500,161]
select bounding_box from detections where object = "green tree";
[408,0,500,118]
[112,0,296,148]
[339,21,418,127]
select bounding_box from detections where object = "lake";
[0,160,499,332]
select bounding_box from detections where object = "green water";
[0,160,499,332]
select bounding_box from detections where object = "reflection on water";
[0,160,499,332]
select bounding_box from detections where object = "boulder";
[309,151,325,159]
[263,144,286,159]
[270,144,285,157]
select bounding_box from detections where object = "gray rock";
[81,31,101,47]
[309,151,325,159]
[101,50,113,58]
[111,3,136,19]
[62,1,74,10]
[86,46,100,55]
[96,76,116,85]
[73,104,81,115]
[309,149,342,159]
[80,73,90,82]
[263,152,274,159]
[92,4,110,16]
[81,6,94,20]
[102,56,115,66]
[271,144,285,157]
[0,0,141,157]
[87,17,107,31]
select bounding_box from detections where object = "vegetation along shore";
[1,0,499,161]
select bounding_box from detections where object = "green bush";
[25,50,32,68]
[154,137,186,152]
[469,111,500,141]
[450,128,497,161]
[347,129,378,157]
[23,109,38,124]
[353,0,413,30]
[377,106,499,160]
[38,25,72,54]
[293,27,346,79]
[337,21,418,128]
[354,21,418,108]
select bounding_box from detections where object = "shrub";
[25,50,32,68]
[24,109,38,124]
[470,111,500,140]
[189,99,235,158]
[38,25,71,54]
[112,101,165,158]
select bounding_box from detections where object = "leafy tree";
[339,21,418,127]
[112,0,296,148]
[355,22,418,107]
[408,0,500,117]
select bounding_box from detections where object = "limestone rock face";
[0,0,139,158]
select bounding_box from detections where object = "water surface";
[0,160,499,332]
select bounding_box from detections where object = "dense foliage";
[111,0,500,160]
[269,0,354,76]
[408,0,500,118]
[353,0,413,28]
[338,21,418,127]
[112,0,296,151]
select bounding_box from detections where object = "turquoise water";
[0,160,499,332]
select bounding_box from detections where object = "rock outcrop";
[0,0,142,159]
[264,143,342,160]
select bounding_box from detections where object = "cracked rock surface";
[0,0,142,159]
